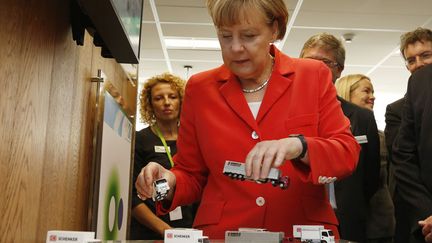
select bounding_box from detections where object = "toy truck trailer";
[225,228,284,243]
[293,225,335,243]
[222,160,289,189]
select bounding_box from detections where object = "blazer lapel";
[256,73,293,123]
[256,47,295,123]
[219,73,257,130]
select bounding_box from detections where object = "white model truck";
[293,225,335,243]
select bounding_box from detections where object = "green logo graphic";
[103,168,123,240]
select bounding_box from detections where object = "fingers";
[135,162,161,199]
[260,146,279,179]
[423,222,432,237]
[420,218,432,242]
[245,139,291,180]
[245,141,272,180]
[426,232,432,243]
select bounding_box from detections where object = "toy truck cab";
[293,225,335,243]
[152,178,170,201]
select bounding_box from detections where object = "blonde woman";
[336,74,395,243]
[335,74,375,110]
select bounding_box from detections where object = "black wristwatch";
[289,134,307,160]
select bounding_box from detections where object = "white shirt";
[248,101,262,119]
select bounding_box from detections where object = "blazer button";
[251,131,259,140]
[256,196,265,206]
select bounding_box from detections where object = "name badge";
[355,135,368,144]
[169,206,183,221]
[154,145,170,153]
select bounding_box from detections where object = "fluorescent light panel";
[165,37,220,50]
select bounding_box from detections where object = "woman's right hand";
[135,162,176,201]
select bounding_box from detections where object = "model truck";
[293,225,335,243]
[225,228,285,243]
[222,160,290,189]
[152,178,170,201]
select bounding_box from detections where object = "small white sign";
[165,228,203,243]
[355,135,368,144]
[169,206,183,221]
[46,231,95,243]
[154,145,170,153]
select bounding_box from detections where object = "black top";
[130,127,198,240]
[335,97,381,242]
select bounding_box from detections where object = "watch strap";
[289,134,307,160]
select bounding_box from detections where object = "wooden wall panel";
[0,0,57,241]
[35,1,92,240]
[0,0,137,242]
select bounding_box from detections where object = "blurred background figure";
[130,73,197,240]
[385,27,432,243]
[336,74,395,243]
[300,33,380,242]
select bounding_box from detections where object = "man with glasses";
[386,27,432,243]
[300,33,381,242]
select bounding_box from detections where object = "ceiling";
[136,0,432,129]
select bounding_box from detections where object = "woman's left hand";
[244,137,305,180]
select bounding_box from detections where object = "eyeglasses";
[405,51,432,67]
[305,57,340,69]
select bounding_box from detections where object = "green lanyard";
[154,124,174,168]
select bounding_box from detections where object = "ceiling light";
[342,33,355,43]
[164,37,220,50]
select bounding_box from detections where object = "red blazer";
[159,47,360,239]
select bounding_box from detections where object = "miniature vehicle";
[152,178,170,201]
[225,228,284,243]
[222,160,289,189]
[293,225,335,243]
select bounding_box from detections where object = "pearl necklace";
[242,78,270,93]
[242,57,274,93]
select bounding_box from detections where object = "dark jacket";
[393,64,432,243]
[385,97,411,243]
[335,97,381,242]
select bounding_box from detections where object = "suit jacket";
[157,46,360,239]
[366,131,395,239]
[385,97,405,197]
[385,97,405,161]
[393,64,432,243]
[385,97,410,243]
[335,98,381,242]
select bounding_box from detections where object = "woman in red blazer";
[136,0,360,239]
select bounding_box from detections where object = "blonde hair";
[139,73,185,124]
[335,74,371,101]
[206,0,288,40]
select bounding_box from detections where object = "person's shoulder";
[289,57,324,71]
[387,97,405,110]
[411,63,432,79]
[341,98,375,118]
[136,127,152,140]
[408,64,432,89]
[188,64,229,86]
